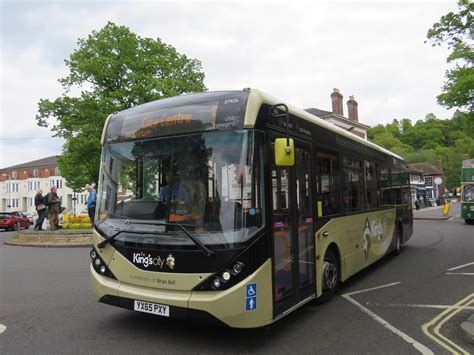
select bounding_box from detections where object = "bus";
[461,159,474,224]
[90,89,413,328]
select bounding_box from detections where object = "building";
[0,156,89,214]
[407,163,445,205]
[305,88,371,139]
[408,166,427,208]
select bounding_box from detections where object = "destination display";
[105,91,250,143]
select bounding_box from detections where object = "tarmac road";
[1,204,473,354]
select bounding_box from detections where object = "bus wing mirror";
[274,138,295,166]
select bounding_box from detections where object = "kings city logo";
[362,217,385,260]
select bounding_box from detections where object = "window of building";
[315,149,341,216]
[11,171,17,179]
[426,190,433,199]
[28,181,33,191]
[9,198,19,208]
[424,176,433,187]
[28,197,33,207]
[55,167,60,176]
[33,169,39,178]
[343,156,362,212]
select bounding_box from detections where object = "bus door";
[271,136,316,317]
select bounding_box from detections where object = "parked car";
[23,212,34,225]
[0,211,30,231]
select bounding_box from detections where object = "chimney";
[330,88,343,116]
[347,95,358,122]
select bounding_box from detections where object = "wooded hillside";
[367,111,474,191]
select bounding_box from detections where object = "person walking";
[34,189,47,230]
[86,185,97,225]
[47,186,61,229]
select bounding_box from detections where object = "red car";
[0,211,30,231]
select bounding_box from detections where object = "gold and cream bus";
[90,89,413,328]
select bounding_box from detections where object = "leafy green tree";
[36,22,207,190]
[427,0,474,113]
[368,112,474,191]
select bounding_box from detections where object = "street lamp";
[72,192,77,215]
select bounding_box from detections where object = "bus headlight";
[213,278,221,288]
[90,248,117,280]
[233,262,243,274]
[194,233,268,291]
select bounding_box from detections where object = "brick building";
[305,88,370,139]
[407,163,445,205]
[0,156,89,214]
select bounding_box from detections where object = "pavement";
[413,204,450,220]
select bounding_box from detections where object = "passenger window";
[343,157,362,212]
[365,161,379,210]
[315,150,341,216]
[381,168,392,206]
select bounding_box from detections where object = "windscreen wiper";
[97,220,214,257]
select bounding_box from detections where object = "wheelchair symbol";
[246,283,256,297]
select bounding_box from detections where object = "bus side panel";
[188,259,273,328]
[315,209,396,297]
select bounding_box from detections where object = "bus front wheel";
[465,219,474,225]
[317,249,340,304]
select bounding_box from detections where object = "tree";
[427,0,474,114]
[36,22,207,190]
[368,113,474,191]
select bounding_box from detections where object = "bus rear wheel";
[317,249,339,304]
[393,226,402,255]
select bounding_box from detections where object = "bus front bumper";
[90,259,273,328]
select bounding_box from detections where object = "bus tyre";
[466,219,474,225]
[317,249,339,304]
[393,226,402,255]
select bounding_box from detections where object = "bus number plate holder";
[134,300,170,317]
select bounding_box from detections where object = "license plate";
[133,300,169,317]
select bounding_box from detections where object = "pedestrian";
[415,199,420,210]
[86,185,96,225]
[47,186,61,229]
[34,189,47,231]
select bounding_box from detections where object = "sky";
[0,0,459,169]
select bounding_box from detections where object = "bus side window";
[343,157,362,213]
[315,150,341,216]
[365,161,379,210]
[380,168,392,206]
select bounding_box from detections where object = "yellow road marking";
[422,293,474,355]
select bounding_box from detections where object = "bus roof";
[244,88,404,161]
